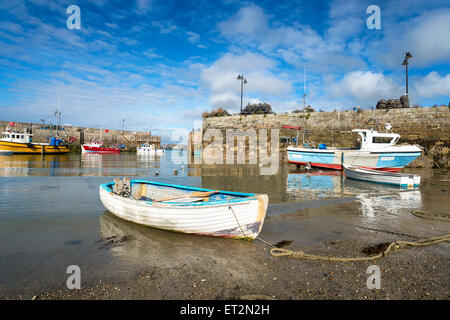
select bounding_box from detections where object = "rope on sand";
[240,294,276,300]
[263,234,450,262]
[412,210,450,222]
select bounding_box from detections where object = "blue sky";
[0,0,449,142]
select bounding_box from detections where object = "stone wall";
[0,121,160,147]
[201,107,450,168]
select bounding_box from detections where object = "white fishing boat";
[287,128,422,172]
[137,143,165,155]
[99,178,268,240]
[343,165,421,189]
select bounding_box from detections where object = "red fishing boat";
[81,141,120,154]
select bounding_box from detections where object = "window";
[372,137,393,144]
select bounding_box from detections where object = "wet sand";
[4,199,449,300]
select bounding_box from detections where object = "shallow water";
[0,151,448,295]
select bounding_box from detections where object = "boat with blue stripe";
[287,129,422,172]
[99,178,268,240]
[344,165,421,189]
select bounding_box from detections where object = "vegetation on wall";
[202,107,231,118]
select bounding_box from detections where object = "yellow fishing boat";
[0,128,69,154]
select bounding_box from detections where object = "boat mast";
[302,67,306,110]
[300,67,306,146]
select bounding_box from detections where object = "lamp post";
[236,74,247,114]
[402,52,413,95]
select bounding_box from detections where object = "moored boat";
[343,165,421,189]
[99,178,268,240]
[81,141,120,154]
[137,143,165,155]
[0,128,69,154]
[287,129,422,172]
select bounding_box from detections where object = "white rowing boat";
[343,165,421,189]
[99,178,268,240]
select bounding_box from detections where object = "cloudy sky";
[0,0,449,142]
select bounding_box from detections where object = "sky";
[0,0,449,143]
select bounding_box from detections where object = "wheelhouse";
[0,130,33,143]
[352,129,400,150]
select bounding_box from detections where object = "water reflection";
[0,154,70,176]
[286,171,344,200]
[286,170,424,217]
[356,191,422,217]
[136,153,162,167]
[99,211,260,269]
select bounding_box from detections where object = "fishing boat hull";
[287,147,422,172]
[344,165,421,189]
[0,141,69,154]
[81,144,120,154]
[99,180,268,240]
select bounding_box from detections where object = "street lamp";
[237,74,248,114]
[402,52,413,95]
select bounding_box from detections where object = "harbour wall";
[0,121,161,148]
[200,106,450,168]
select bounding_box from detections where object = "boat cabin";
[138,143,156,152]
[352,129,400,150]
[1,130,33,143]
[85,141,103,147]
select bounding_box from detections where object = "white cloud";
[152,20,177,34]
[218,4,269,43]
[414,72,450,98]
[105,22,119,29]
[200,52,294,110]
[218,4,323,52]
[329,71,402,106]
[135,0,154,14]
[217,3,366,73]
[375,9,450,68]
[186,31,200,44]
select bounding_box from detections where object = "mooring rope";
[225,197,248,239]
[268,234,450,262]
[412,210,450,222]
[420,145,443,170]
